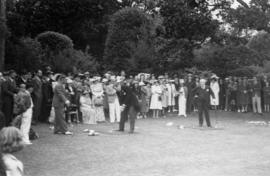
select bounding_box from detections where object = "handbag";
[94,96,104,106]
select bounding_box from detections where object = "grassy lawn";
[16,111,270,176]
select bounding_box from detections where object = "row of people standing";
[220,76,270,115]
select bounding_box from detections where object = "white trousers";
[178,96,187,117]
[109,97,121,123]
[252,95,262,113]
[20,108,33,143]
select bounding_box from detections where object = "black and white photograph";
[0,0,270,175]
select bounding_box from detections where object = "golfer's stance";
[193,79,215,127]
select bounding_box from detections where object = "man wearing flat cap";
[52,75,73,135]
[193,78,215,127]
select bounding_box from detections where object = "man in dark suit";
[186,74,196,114]
[40,72,53,122]
[116,82,140,133]
[52,75,72,135]
[31,70,43,123]
[1,70,18,126]
[0,72,4,110]
[17,70,30,86]
[193,78,215,127]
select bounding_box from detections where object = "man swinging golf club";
[193,78,215,127]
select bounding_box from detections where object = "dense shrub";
[51,48,99,73]
[36,31,73,52]
[5,37,43,71]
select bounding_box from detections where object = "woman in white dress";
[80,90,96,124]
[166,80,176,113]
[91,77,105,122]
[210,75,220,108]
[161,79,168,117]
[150,80,163,118]
[178,79,188,117]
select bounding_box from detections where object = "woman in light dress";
[90,77,105,122]
[210,75,220,109]
[80,90,96,124]
[150,80,163,118]
[166,80,176,113]
[178,79,188,117]
[161,79,168,117]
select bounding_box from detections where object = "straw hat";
[139,82,145,86]
[179,79,185,84]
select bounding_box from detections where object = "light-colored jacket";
[106,84,117,103]
[52,83,68,108]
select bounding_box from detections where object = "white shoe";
[83,129,89,133]
[23,141,32,145]
[64,131,73,135]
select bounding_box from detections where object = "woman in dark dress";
[236,78,243,112]
[173,76,180,112]
[228,80,237,112]
[242,77,249,112]
[218,78,226,110]
[263,80,270,112]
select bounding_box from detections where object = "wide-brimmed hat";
[66,78,73,84]
[158,75,164,79]
[139,82,145,86]
[200,79,206,83]
[179,79,185,84]
[102,78,108,83]
[211,74,219,79]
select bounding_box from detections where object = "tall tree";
[222,0,270,35]
[104,7,155,72]
[7,0,121,58]
[0,0,7,71]
[157,0,228,70]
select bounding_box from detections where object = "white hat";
[200,79,206,83]
[116,76,123,83]
[110,75,116,81]
[139,82,145,86]
[211,74,219,79]
[102,78,108,83]
[89,78,95,82]
[179,79,184,84]
[66,78,73,84]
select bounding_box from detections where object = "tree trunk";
[0,0,6,72]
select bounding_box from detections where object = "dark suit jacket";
[0,80,3,108]
[251,82,262,97]
[193,86,215,105]
[42,79,53,105]
[32,76,43,98]
[52,83,68,108]
[2,78,18,100]
[118,85,140,112]
[17,77,29,87]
